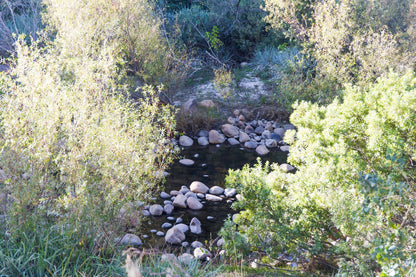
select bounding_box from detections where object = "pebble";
[156,231,165,237]
[206,194,222,202]
[162,222,173,228]
[167,216,175,221]
[179,159,195,166]
[176,218,183,224]
[150,229,157,233]
[207,216,214,220]
[160,191,170,199]
[191,241,204,248]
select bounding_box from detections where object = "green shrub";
[221,72,416,275]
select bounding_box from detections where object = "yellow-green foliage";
[0,35,175,234]
[44,0,186,88]
[264,0,416,107]
[213,67,234,99]
[222,72,416,275]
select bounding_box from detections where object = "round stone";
[179,159,195,166]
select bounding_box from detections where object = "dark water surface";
[141,144,287,248]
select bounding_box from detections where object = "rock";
[164,200,172,205]
[120,234,142,246]
[183,99,197,113]
[190,181,209,194]
[197,130,209,137]
[227,116,236,124]
[238,114,246,121]
[197,136,209,146]
[224,188,237,198]
[217,238,225,247]
[170,190,179,196]
[265,122,274,131]
[228,138,240,146]
[165,227,186,244]
[186,197,203,210]
[206,194,222,202]
[221,124,239,138]
[167,216,175,221]
[207,216,214,220]
[209,186,224,195]
[176,218,183,224]
[209,130,226,144]
[162,222,173,228]
[191,241,204,248]
[181,241,189,247]
[161,254,177,262]
[164,204,174,215]
[142,210,150,216]
[245,125,254,134]
[160,191,170,199]
[239,132,250,143]
[190,217,202,234]
[174,223,189,233]
[194,247,212,260]
[178,253,195,264]
[185,191,197,198]
[283,124,296,130]
[274,127,285,137]
[179,135,193,147]
[179,159,195,166]
[179,185,190,194]
[156,231,165,237]
[149,204,164,216]
[280,145,290,152]
[280,163,295,173]
[233,109,240,116]
[262,130,272,139]
[254,126,264,135]
[197,193,205,199]
[240,62,248,67]
[199,99,215,108]
[244,141,257,149]
[150,229,157,233]
[173,194,187,209]
[271,133,281,142]
[265,139,278,148]
[236,194,243,201]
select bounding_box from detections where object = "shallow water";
[140,144,287,248]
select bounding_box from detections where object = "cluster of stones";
[176,109,295,156]
[139,181,238,245]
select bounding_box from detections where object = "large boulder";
[165,227,186,244]
[190,181,209,194]
[179,135,193,147]
[221,124,239,138]
[209,130,226,144]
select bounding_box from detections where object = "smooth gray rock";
[179,159,195,166]
[186,197,203,210]
[191,241,204,248]
[274,127,285,137]
[178,253,195,264]
[190,181,209,194]
[197,130,209,137]
[206,194,222,202]
[164,200,172,205]
[254,126,264,135]
[167,216,175,221]
[227,138,240,145]
[280,163,295,173]
[160,191,170,199]
[262,130,272,139]
[164,204,174,215]
[194,247,212,260]
[217,238,225,247]
[149,204,163,216]
[197,136,209,146]
[181,241,189,247]
[179,185,190,194]
[245,125,254,134]
[224,188,237,198]
[174,223,189,233]
[209,186,224,195]
[142,210,150,216]
[173,194,187,209]
[185,191,197,198]
[170,190,179,196]
[165,227,185,244]
[162,222,173,228]
[221,124,239,138]
[256,145,270,156]
[120,234,142,246]
[209,130,226,144]
[227,116,236,124]
[190,217,202,234]
[265,139,278,148]
[197,193,205,199]
[179,135,193,147]
[280,145,290,152]
[156,231,165,237]
[244,141,257,149]
[176,218,183,224]
[239,132,250,143]
[207,216,214,220]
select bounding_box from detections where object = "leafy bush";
[263,0,416,108]
[44,0,188,89]
[221,72,416,275]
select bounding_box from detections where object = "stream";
[140,144,287,248]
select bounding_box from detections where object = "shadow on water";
[141,144,287,248]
